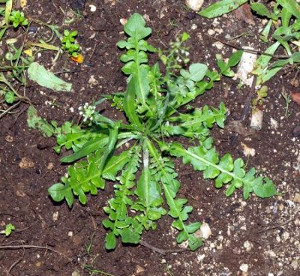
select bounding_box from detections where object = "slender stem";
[0,244,72,261]
[0,101,21,119]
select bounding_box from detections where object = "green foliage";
[40,13,276,251]
[0,223,15,237]
[27,106,58,137]
[198,0,300,84]
[199,0,248,18]
[0,7,84,119]
[61,30,81,57]
[216,50,243,77]
[252,86,268,110]
[9,10,28,28]
[159,32,191,71]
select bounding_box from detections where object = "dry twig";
[0,244,72,262]
[140,240,189,255]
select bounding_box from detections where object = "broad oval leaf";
[199,0,248,18]
[124,13,152,40]
[189,63,208,82]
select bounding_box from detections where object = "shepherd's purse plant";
[44,13,277,251]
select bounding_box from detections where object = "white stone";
[241,142,256,157]
[293,193,300,203]
[291,259,298,270]
[197,254,205,262]
[208,29,215,35]
[243,240,252,251]
[268,250,276,258]
[89,5,96,12]
[212,41,224,50]
[240,264,249,273]
[88,75,98,86]
[200,222,212,239]
[52,211,59,221]
[186,0,204,11]
[68,231,73,237]
[270,118,278,129]
[250,109,263,130]
[282,232,289,241]
[120,18,128,25]
[178,240,189,249]
[236,48,257,86]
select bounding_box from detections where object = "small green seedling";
[9,10,28,28]
[61,30,80,57]
[252,86,268,111]
[30,14,276,252]
[0,223,15,237]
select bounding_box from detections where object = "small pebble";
[292,125,300,137]
[47,163,54,170]
[243,240,252,251]
[19,157,35,169]
[268,250,276,258]
[240,264,249,273]
[197,254,205,262]
[212,41,224,49]
[5,135,13,142]
[282,232,289,241]
[52,211,59,222]
[120,18,128,25]
[293,193,300,203]
[72,271,81,276]
[270,118,278,130]
[195,222,212,239]
[89,5,96,12]
[186,0,204,11]
[291,259,298,270]
[136,265,145,274]
[208,29,215,35]
[143,14,150,21]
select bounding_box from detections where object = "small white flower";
[78,102,97,123]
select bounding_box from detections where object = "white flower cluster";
[78,102,96,123]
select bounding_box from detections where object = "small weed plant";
[9,10,28,28]
[38,14,277,251]
[61,29,81,58]
[0,223,15,237]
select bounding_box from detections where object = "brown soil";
[0,1,299,276]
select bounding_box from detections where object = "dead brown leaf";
[234,3,255,25]
[291,93,300,105]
